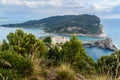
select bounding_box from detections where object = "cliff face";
[40,36,69,45]
[2,14,104,36]
[41,36,117,51]
[83,38,118,51]
[51,36,69,44]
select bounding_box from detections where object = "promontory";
[1,14,106,37]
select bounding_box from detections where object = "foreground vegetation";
[0,29,120,80]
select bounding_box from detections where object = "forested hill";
[2,14,103,35]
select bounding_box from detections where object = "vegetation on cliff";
[2,14,103,35]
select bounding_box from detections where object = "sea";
[0,19,120,61]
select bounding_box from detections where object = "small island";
[1,14,106,37]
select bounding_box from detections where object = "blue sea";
[0,19,120,61]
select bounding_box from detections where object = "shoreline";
[44,24,107,38]
[1,26,107,38]
[51,32,107,38]
[83,38,119,51]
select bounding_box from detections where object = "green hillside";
[2,14,103,35]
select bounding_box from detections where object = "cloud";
[0,0,62,8]
[1,0,44,8]
[1,0,120,10]
[0,0,120,19]
[102,14,120,19]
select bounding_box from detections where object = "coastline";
[52,32,107,38]
[83,38,118,52]
[43,23,107,38]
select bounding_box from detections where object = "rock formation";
[40,36,69,45]
[50,36,69,44]
[83,37,118,51]
[41,36,118,51]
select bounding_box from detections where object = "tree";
[43,36,52,44]
[97,51,120,79]
[47,46,62,66]
[3,29,47,57]
[0,51,33,79]
[61,35,95,74]
[2,40,9,51]
[61,35,87,63]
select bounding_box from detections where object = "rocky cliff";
[40,36,69,45]
[41,36,118,51]
[83,37,118,51]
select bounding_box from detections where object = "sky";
[0,0,120,21]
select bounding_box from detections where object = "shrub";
[0,69,20,80]
[3,29,47,57]
[61,35,96,75]
[97,51,120,79]
[47,46,62,66]
[2,40,9,51]
[0,51,33,79]
[55,64,76,80]
[43,36,52,44]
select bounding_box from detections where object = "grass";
[55,63,76,80]
[0,43,2,51]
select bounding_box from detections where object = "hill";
[2,14,104,36]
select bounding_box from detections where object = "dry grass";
[26,57,49,80]
[91,75,108,80]
[55,63,76,80]
[0,43,2,51]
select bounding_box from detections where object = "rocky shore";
[41,36,118,51]
[83,37,118,51]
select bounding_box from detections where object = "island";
[1,14,106,37]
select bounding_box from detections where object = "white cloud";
[1,0,45,8]
[23,1,45,8]
[1,0,23,6]
[1,0,120,9]
[0,0,63,8]
[0,0,120,19]
[48,0,62,6]
[102,14,120,19]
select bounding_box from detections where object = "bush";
[2,40,9,51]
[61,35,96,75]
[73,59,96,75]
[3,29,47,57]
[55,64,76,80]
[43,36,52,44]
[0,51,33,79]
[47,46,62,66]
[97,51,120,79]
[61,35,86,63]
[0,69,20,80]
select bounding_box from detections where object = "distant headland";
[1,14,106,38]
